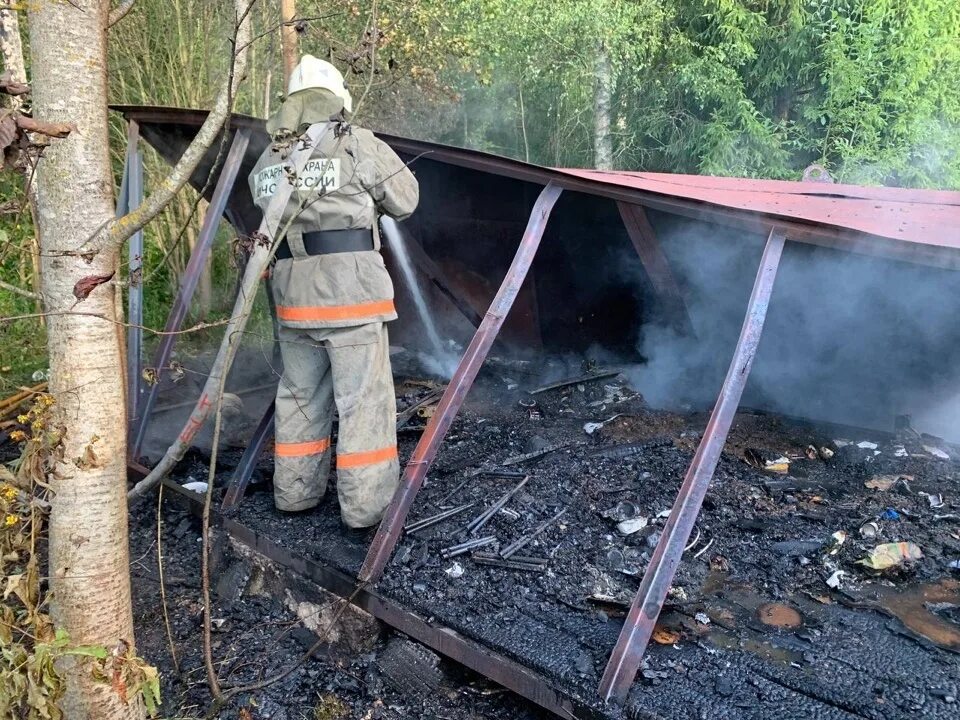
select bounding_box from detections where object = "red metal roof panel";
[557,168,960,248]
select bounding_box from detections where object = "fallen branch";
[128,121,332,502]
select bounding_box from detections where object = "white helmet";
[287,55,353,113]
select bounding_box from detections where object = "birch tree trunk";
[0,5,28,113]
[27,1,140,718]
[593,42,614,170]
[25,0,253,716]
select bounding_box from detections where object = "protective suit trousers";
[273,322,399,528]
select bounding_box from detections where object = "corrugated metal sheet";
[558,168,960,248]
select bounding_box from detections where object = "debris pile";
[227,362,960,717]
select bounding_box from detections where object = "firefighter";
[248,55,419,528]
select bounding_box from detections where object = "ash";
[152,361,960,719]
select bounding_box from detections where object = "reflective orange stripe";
[276,437,331,457]
[277,299,395,323]
[337,445,398,469]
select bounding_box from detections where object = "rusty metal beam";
[617,201,694,335]
[130,128,251,460]
[220,400,275,511]
[598,227,787,704]
[360,183,564,584]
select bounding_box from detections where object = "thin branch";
[201,371,229,699]
[349,0,378,119]
[103,0,256,252]
[0,73,29,96]
[0,278,41,300]
[156,483,181,675]
[209,583,366,715]
[0,310,231,336]
[235,14,340,56]
[106,0,137,28]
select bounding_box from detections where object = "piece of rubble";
[819,446,835,460]
[377,637,443,698]
[857,441,879,450]
[857,542,923,570]
[859,521,880,539]
[617,516,649,535]
[603,500,641,523]
[920,492,945,508]
[445,562,465,579]
[865,474,914,491]
[827,530,846,554]
[765,456,791,473]
[652,626,680,645]
[826,570,846,588]
[694,612,711,625]
[924,445,951,460]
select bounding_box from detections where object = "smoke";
[620,217,960,442]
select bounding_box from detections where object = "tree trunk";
[2,6,44,319]
[280,0,298,89]
[0,5,28,114]
[27,1,142,719]
[593,42,613,170]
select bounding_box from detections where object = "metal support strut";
[123,122,145,440]
[360,182,564,583]
[220,400,275,511]
[598,227,787,704]
[617,201,694,335]
[130,128,251,460]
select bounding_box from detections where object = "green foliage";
[0,172,45,390]
[3,0,958,390]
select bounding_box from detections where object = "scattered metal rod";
[466,468,528,479]
[528,370,620,395]
[693,537,714,559]
[502,442,575,466]
[471,552,547,572]
[404,502,475,535]
[396,387,445,430]
[435,477,473,506]
[441,535,497,559]
[466,476,529,535]
[501,508,567,559]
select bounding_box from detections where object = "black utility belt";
[275,228,374,259]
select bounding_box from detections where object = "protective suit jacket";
[248,89,419,527]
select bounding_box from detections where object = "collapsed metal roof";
[117,105,960,709]
[113,105,960,268]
